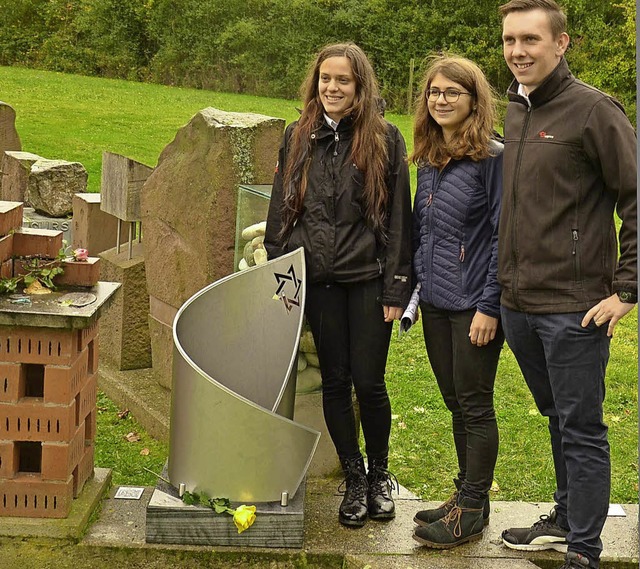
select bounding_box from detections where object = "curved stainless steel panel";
[169,248,320,502]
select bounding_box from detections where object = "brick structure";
[0,200,117,519]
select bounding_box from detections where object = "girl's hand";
[383,305,403,322]
[469,311,498,346]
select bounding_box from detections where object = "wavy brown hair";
[279,43,389,242]
[410,54,496,169]
[499,0,567,38]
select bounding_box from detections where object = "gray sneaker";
[502,508,568,553]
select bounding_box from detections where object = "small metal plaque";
[58,292,97,307]
[114,486,145,500]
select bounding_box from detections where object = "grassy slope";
[2,65,635,501]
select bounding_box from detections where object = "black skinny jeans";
[420,303,504,500]
[305,278,393,461]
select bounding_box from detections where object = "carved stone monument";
[141,108,284,388]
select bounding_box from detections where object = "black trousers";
[501,307,611,567]
[305,278,393,461]
[420,303,504,500]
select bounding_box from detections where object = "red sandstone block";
[0,201,23,237]
[77,373,96,426]
[0,441,18,479]
[43,347,89,405]
[41,422,84,481]
[0,326,80,366]
[0,362,24,403]
[0,233,13,263]
[1,258,12,278]
[0,474,73,518]
[55,257,100,287]
[0,399,76,442]
[78,321,99,351]
[12,227,63,259]
[73,442,94,497]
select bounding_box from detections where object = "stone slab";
[80,476,639,568]
[0,281,120,329]
[148,313,173,389]
[0,467,111,539]
[72,193,118,254]
[146,478,306,548]
[100,152,153,222]
[1,153,39,202]
[22,206,72,244]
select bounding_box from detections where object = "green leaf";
[210,497,231,514]
[181,491,199,506]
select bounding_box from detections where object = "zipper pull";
[459,245,465,262]
[426,193,433,207]
[334,132,339,156]
[572,229,578,255]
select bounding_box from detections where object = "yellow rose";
[232,505,257,533]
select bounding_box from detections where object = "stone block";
[0,102,21,154]
[0,399,77,442]
[148,313,173,389]
[0,361,25,403]
[55,257,100,287]
[0,200,24,236]
[12,227,63,259]
[88,339,99,376]
[101,152,152,222]
[0,474,74,518]
[98,242,151,371]
[2,152,41,203]
[78,320,99,351]
[43,347,89,405]
[72,192,118,254]
[141,108,284,311]
[41,422,85,481]
[28,159,88,217]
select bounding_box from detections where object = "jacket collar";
[312,114,354,140]
[507,57,575,108]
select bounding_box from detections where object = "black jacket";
[499,58,637,313]
[265,117,412,308]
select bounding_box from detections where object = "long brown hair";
[410,54,496,169]
[279,43,389,241]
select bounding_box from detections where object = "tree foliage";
[0,0,635,119]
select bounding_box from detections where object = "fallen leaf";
[397,421,407,430]
[124,432,140,442]
[609,415,621,423]
[490,480,500,492]
[413,406,426,414]
[117,409,130,420]
[528,409,538,416]
[140,448,150,456]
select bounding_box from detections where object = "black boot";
[338,456,368,527]
[367,456,397,520]
[413,494,485,549]
[414,478,490,527]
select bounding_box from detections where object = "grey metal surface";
[169,248,320,502]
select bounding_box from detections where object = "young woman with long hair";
[265,43,412,528]
[410,54,504,548]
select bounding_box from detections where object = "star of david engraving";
[273,264,302,312]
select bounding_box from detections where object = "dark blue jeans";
[305,278,393,461]
[421,304,504,501]
[501,307,611,568]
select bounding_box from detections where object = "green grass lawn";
[3,65,636,503]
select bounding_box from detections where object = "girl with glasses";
[264,43,412,528]
[410,54,504,548]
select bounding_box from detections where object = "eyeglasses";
[426,88,473,103]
